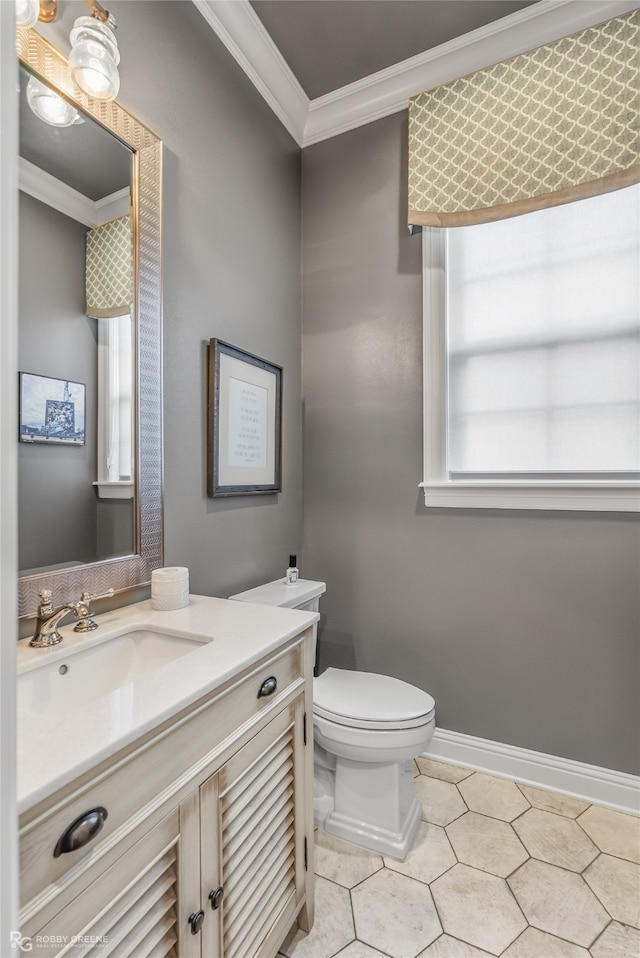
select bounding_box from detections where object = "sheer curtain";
[97,313,133,488]
[445,184,640,477]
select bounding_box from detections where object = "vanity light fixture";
[15,0,40,27]
[15,0,121,102]
[26,75,84,127]
[15,0,111,27]
[69,12,120,101]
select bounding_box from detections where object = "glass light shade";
[15,0,40,27]
[69,16,120,101]
[26,76,81,128]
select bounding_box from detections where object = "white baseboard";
[424,728,640,817]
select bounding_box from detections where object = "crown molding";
[193,0,640,148]
[193,0,309,146]
[19,157,130,226]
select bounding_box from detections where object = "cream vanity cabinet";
[18,631,314,957]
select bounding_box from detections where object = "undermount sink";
[18,628,212,716]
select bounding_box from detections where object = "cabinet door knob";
[258,676,277,698]
[53,807,108,858]
[188,910,205,935]
[208,886,225,910]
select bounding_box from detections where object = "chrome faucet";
[30,591,74,648]
[30,588,114,648]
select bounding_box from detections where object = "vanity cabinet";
[18,630,314,957]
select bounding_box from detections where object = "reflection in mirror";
[18,65,135,576]
[17,25,162,620]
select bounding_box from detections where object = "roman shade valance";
[408,10,639,227]
[86,214,133,318]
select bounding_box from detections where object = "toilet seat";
[314,668,435,731]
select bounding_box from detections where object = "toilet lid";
[313,668,435,730]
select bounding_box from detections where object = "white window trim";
[420,228,640,513]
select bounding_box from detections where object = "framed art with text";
[207,339,282,497]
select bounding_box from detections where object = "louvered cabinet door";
[25,808,188,958]
[200,696,307,958]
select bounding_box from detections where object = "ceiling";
[248,0,537,100]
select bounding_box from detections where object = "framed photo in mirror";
[208,340,282,497]
[19,372,86,445]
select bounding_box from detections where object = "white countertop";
[17,595,318,815]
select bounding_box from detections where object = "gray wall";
[301,112,640,776]
[96,499,134,560]
[18,193,98,571]
[104,0,303,596]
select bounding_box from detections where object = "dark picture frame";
[19,372,86,445]
[207,339,282,497]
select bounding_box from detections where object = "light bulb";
[15,0,40,27]
[26,76,81,128]
[69,16,120,101]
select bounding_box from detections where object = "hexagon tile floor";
[278,759,640,958]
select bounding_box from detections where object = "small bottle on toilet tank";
[286,555,299,585]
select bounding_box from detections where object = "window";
[94,312,134,499]
[421,185,640,511]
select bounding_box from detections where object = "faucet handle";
[80,588,115,604]
[72,588,114,633]
[38,589,54,614]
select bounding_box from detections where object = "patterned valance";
[408,10,640,227]
[86,214,133,318]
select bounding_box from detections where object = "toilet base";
[319,794,422,861]
[314,749,423,860]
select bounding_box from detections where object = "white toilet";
[230,578,435,859]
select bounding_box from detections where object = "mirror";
[17,24,162,619]
[18,64,135,574]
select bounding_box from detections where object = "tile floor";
[279,759,640,958]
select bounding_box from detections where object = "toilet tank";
[229,578,326,661]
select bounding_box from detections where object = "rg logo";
[9,932,32,952]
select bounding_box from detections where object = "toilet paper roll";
[152,591,189,611]
[151,567,189,610]
[152,566,188,583]
[152,567,188,591]
[151,581,188,596]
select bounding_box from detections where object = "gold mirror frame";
[17,24,163,619]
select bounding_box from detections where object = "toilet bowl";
[229,578,436,860]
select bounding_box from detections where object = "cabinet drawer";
[23,809,181,956]
[20,641,304,917]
